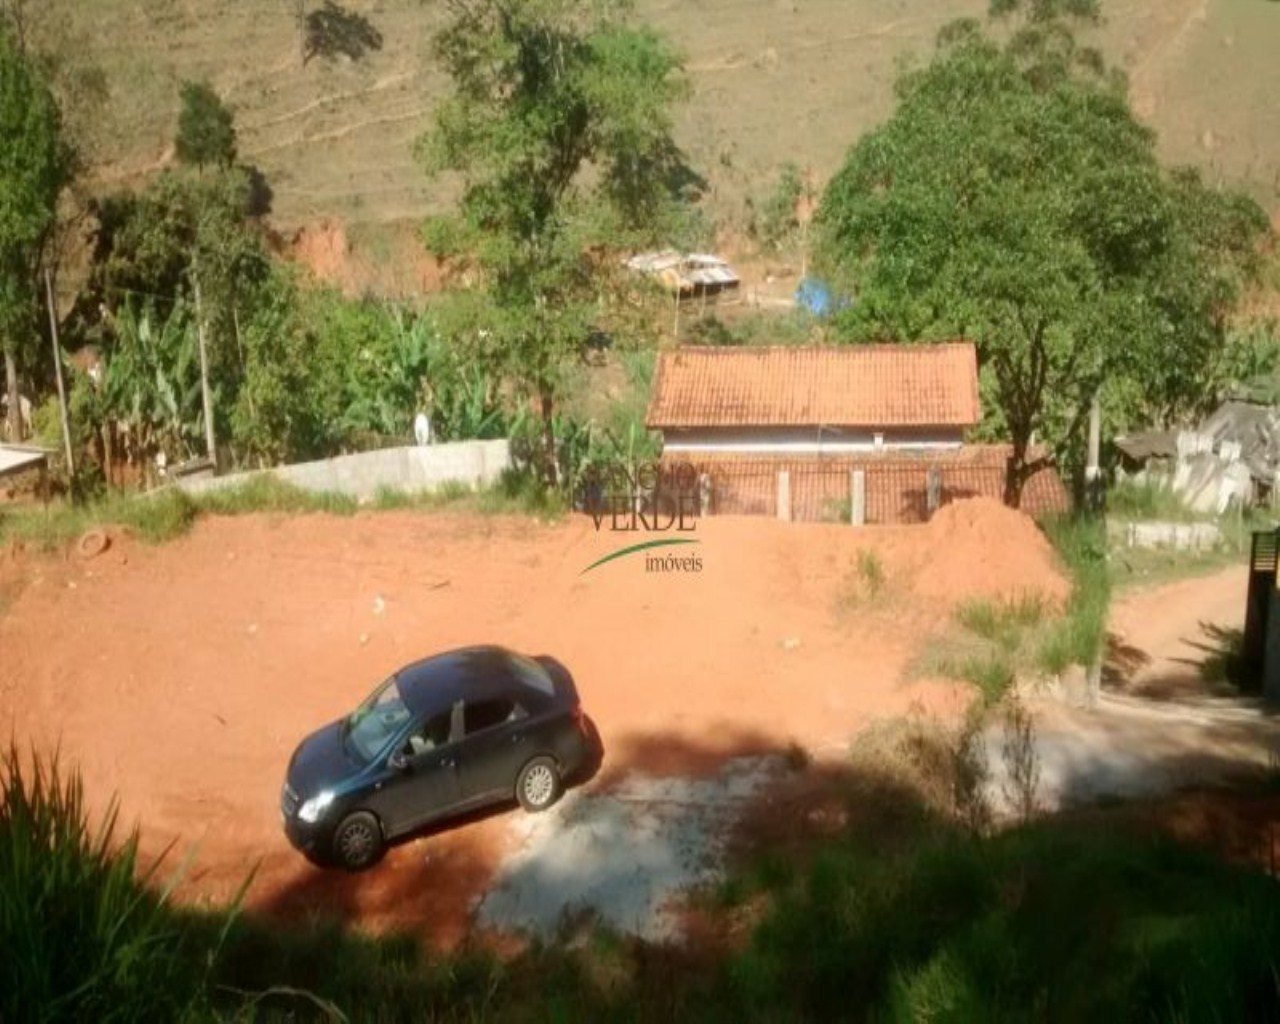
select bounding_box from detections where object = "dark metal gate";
[1241,529,1278,693]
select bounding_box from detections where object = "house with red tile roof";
[645,344,1068,522]
[647,343,980,456]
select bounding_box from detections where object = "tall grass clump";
[955,594,1049,652]
[0,490,198,550]
[1108,478,1199,522]
[195,476,358,517]
[477,468,568,518]
[1038,515,1111,673]
[0,746,231,1022]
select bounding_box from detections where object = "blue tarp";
[794,277,850,317]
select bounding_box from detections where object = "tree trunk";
[1003,435,1029,510]
[4,346,21,442]
[539,390,558,487]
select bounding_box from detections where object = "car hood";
[287,719,361,797]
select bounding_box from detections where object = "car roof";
[395,645,549,717]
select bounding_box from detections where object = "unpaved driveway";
[986,564,1280,817]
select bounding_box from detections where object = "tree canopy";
[0,24,69,439]
[175,80,236,169]
[417,0,697,480]
[814,0,1272,505]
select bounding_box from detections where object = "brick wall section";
[664,446,1070,523]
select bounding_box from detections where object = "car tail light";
[570,703,589,738]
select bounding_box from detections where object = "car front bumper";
[282,810,329,855]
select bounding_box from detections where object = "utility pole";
[1085,391,1103,708]
[192,263,217,466]
[1085,393,1102,513]
[43,268,75,480]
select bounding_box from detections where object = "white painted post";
[926,467,942,515]
[850,469,866,526]
[777,470,791,522]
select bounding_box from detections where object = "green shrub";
[0,746,231,1022]
[1038,515,1111,671]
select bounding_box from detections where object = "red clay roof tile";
[646,343,981,429]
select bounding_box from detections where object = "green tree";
[175,80,236,169]
[0,25,68,440]
[815,0,1271,506]
[82,167,269,472]
[417,0,694,482]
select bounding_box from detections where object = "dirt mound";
[913,497,1070,609]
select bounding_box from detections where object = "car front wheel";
[516,756,562,813]
[332,811,384,871]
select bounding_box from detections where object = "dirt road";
[989,564,1280,818]
[1108,564,1249,700]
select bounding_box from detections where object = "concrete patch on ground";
[981,694,1280,819]
[474,756,783,941]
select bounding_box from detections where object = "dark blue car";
[281,646,597,870]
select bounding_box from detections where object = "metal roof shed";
[0,444,50,482]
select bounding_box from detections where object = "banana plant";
[98,300,203,470]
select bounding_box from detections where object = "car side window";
[463,698,524,736]
[403,709,453,758]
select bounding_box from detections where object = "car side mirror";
[388,751,408,772]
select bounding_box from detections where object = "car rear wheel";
[516,756,562,813]
[333,811,383,871]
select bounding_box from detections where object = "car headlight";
[298,790,335,824]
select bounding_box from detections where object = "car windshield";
[343,675,413,764]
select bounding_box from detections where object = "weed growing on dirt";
[916,519,1111,701]
[836,549,891,614]
[0,471,567,553]
[1038,515,1111,673]
[955,594,1049,652]
[372,480,474,510]
[197,476,358,517]
[1000,695,1041,823]
[477,469,568,518]
[856,550,885,595]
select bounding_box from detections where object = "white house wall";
[659,427,966,456]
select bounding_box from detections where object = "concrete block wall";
[171,440,512,502]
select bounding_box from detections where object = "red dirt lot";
[0,498,1065,945]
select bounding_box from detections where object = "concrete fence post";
[777,470,791,522]
[926,467,942,515]
[850,469,866,526]
[698,472,713,517]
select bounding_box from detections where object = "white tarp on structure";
[0,445,48,480]
[625,249,740,295]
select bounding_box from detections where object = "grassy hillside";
[27,0,1280,264]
